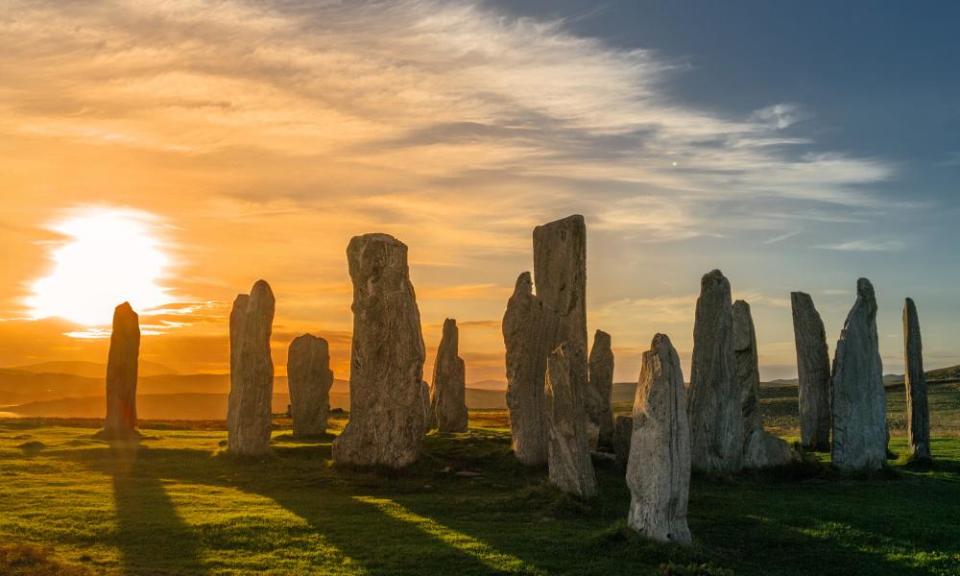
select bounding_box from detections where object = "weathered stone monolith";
[533,215,588,398]
[545,343,597,498]
[503,272,560,465]
[332,234,426,468]
[586,329,615,449]
[734,301,797,468]
[227,280,275,456]
[903,298,930,461]
[613,415,633,467]
[429,318,468,433]
[626,334,692,545]
[791,291,831,452]
[104,302,140,438]
[419,380,431,435]
[687,269,743,473]
[287,334,334,437]
[831,278,887,471]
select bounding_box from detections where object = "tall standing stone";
[104,302,140,438]
[687,269,743,473]
[586,329,615,449]
[627,334,691,545]
[613,415,634,467]
[791,291,832,452]
[533,215,588,401]
[429,318,468,433]
[903,298,930,461]
[227,280,275,456]
[545,343,597,498]
[287,334,334,437]
[333,234,426,468]
[831,278,887,471]
[734,301,797,468]
[503,272,559,465]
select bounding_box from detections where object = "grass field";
[2,383,959,575]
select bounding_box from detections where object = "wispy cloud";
[816,239,906,252]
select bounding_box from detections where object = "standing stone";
[626,334,692,545]
[903,298,930,461]
[429,318,468,433]
[586,330,615,449]
[831,278,887,471]
[333,234,426,468]
[687,269,743,473]
[227,280,276,456]
[545,343,597,498]
[791,292,832,452]
[287,334,334,437]
[419,380,431,435]
[734,301,797,468]
[104,302,140,437]
[533,215,588,402]
[613,415,633,467]
[503,272,560,465]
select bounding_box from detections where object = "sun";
[26,207,173,328]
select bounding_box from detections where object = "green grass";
[1,409,959,575]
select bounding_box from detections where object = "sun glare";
[26,207,173,328]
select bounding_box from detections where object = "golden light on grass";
[25,207,173,330]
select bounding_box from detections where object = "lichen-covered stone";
[429,318,468,433]
[831,278,887,471]
[687,270,742,473]
[227,280,275,456]
[903,298,930,461]
[104,302,140,437]
[332,234,426,468]
[734,300,797,468]
[626,334,691,545]
[287,334,334,437]
[503,272,559,465]
[545,343,597,498]
[586,329,615,449]
[791,291,831,452]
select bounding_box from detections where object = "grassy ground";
[2,388,960,576]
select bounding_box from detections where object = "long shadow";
[92,442,209,575]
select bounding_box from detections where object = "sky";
[0,0,957,384]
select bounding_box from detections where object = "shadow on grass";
[44,430,960,576]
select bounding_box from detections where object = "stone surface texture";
[586,329,615,448]
[332,234,426,468]
[831,278,887,471]
[545,343,597,498]
[791,291,832,452]
[903,298,930,460]
[626,334,692,545]
[287,334,334,437]
[687,269,743,473]
[429,318,468,433]
[613,415,634,467]
[227,280,276,456]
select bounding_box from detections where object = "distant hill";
[10,360,177,378]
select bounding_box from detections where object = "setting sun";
[25,207,173,329]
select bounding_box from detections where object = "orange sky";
[3,1,954,385]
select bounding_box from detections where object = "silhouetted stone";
[287,334,334,437]
[545,343,597,498]
[903,298,930,461]
[831,278,887,471]
[104,302,140,437]
[734,301,797,468]
[687,269,743,473]
[613,415,633,467]
[503,272,560,465]
[227,280,275,456]
[429,318,468,433]
[586,329,615,448]
[534,215,588,402]
[791,291,831,452]
[419,380,431,435]
[627,334,691,545]
[333,234,426,468]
